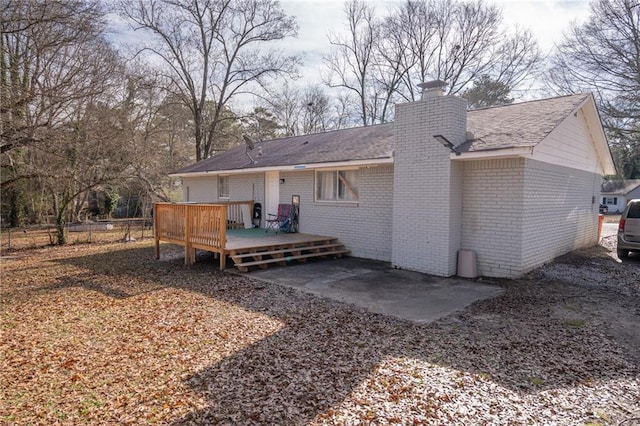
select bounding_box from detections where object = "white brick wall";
[391,95,467,276]
[461,158,602,277]
[228,173,264,203]
[280,166,394,261]
[182,174,264,203]
[461,158,526,277]
[521,158,600,272]
[182,176,217,202]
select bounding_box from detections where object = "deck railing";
[154,201,253,269]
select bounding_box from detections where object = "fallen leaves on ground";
[1,241,638,425]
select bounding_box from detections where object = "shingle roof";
[459,94,589,152]
[173,94,590,175]
[601,179,640,195]
[174,123,394,174]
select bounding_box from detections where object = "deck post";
[154,203,160,259]
[184,204,191,265]
[219,206,227,270]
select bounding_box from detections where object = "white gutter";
[170,157,394,178]
[451,146,534,160]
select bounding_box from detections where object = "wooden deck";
[224,229,349,272]
[154,203,349,271]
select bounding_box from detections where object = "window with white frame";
[315,169,359,202]
[604,197,617,205]
[218,175,229,198]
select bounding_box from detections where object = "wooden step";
[234,249,350,272]
[230,243,345,260]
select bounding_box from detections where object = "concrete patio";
[240,257,504,323]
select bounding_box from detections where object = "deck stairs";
[229,237,349,272]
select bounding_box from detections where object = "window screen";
[316,170,359,202]
[218,176,229,198]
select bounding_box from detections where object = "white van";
[617,199,640,259]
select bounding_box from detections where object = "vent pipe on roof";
[418,80,447,100]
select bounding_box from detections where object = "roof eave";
[451,146,534,160]
[170,157,394,178]
[581,95,617,175]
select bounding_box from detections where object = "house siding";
[521,158,600,272]
[392,95,467,276]
[279,165,394,261]
[461,158,526,277]
[601,195,625,213]
[182,174,264,224]
[182,176,217,202]
[533,107,602,174]
[629,186,640,201]
[182,175,263,201]
[175,94,612,280]
[227,173,264,203]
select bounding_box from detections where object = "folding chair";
[265,203,294,233]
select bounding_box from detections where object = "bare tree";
[1,0,127,231]
[301,85,332,134]
[325,0,540,123]
[330,92,357,130]
[378,0,541,101]
[490,27,542,91]
[120,0,300,161]
[45,94,135,244]
[324,0,378,126]
[260,82,356,136]
[548,0,639,178]
[370,17,414,122]
[122,72,194,204]
[261,81,303,136]
[1,0,109,155]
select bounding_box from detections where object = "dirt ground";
[529,234,640,366]
[1,236,639,425]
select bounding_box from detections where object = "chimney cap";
[418,80,448,90]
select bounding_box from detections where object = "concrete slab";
[241,257,504,323]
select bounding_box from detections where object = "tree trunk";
[8,187,25,227]
[52,192,68,245]
[55,211,66,245]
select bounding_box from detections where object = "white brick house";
[171,84,616,278]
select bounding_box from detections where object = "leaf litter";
[1,240,638,425]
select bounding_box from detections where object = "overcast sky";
[277,0,591,86]
[109,0,592,103]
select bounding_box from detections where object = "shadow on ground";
[47,243,639,424]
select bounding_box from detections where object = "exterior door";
[265,171,280,219]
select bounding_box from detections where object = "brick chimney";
[391,81,467,276]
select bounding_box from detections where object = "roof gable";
[458,94,589,152]
[531,95,616,175]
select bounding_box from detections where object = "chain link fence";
[1,219,153,252]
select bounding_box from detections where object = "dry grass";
[602,214,622,223]
[1,241,639,425]
[0,221,151,252]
